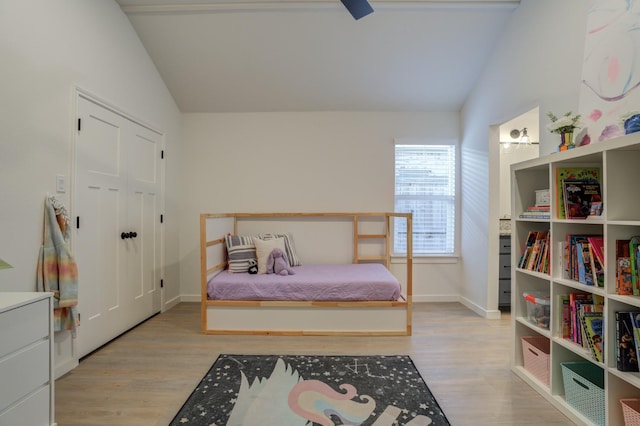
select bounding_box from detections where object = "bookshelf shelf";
[516,316,552,337]
[511,132,640,426]
[553,336,598,362]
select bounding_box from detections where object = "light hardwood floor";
[54,302,574,425]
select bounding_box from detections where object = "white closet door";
[123,121,162,325]
[74,96,162,358]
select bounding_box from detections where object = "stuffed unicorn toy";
[267,248,295,276]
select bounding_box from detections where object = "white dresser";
[0,292,55,426]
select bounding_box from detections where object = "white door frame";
[71,88,166,351]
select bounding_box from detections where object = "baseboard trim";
[178,293,501,318]
[459,296,502,319]
[163,294,182,311]
[180,294,201,303]
[411,294,460,303]
[55,357,79,380]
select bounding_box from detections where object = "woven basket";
[561,362,605,426]
[521,336,550,386]
[622,399,640,426]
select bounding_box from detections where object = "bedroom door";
[74,95,163,358]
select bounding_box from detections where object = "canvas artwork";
[579,0,640,142]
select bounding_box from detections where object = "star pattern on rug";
[170,355,450,426]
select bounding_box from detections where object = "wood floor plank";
[54,302,574,425]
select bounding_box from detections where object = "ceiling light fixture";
[340,0,374,20]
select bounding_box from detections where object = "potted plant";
[547,111,581,151]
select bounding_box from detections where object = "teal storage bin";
[561,362,605,425]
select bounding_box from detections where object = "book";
[558,294,571,339]
[631,313,640,370]
[590,201,603,216]
[588,236,605,266]
[631,237,640,296]
[618,257,633,295]
[518,231,549,272]
[524,205,551,211]
[576,241,595,286]
[526,231,548,271]
[588,243,605,287]
[538,233,550,274]
[518,231,536,268]
[562,180,602,219]
[617,239,633,295]
[518,213,551,219]
[567,235,590,282]
[575,241,587,284]
[581,311,603,362]
[560,240,570,279]
[555,166,601,219]
[617,311,640,372]
[569,292,592,343]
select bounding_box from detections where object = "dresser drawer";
[499,279,511,305]
[0,299,49,359]
[499,236,511,254]
[499,254,511,279]
[0,384,50,426]
[0,340,50,410]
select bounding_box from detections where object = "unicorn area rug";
[170,354,450,426]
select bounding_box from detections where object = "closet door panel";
[75,97,128,357]
[141,191,160,297]
[75,95,163,359]
[127,125,162,319]
[129,131,158,184]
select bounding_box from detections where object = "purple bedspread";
[207,263,401,301]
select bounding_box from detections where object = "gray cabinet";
[499,235,511,309]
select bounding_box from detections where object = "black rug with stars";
[170,354,450,426]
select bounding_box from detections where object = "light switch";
[56,175,66,193]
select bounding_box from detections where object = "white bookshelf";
[510,132,640,426]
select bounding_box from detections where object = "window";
[394,143,456,255]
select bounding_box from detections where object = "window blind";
[394,144,456,255]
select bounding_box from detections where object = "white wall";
[499,144,539,218]
[179,111,461,301]
[460,0,588,316]
[0,1,182,375]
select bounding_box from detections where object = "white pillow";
[254,237,287,274]
[258,232,302,266]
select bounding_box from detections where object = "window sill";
[391,255,459,265]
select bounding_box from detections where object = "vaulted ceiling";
[116,0,519,113]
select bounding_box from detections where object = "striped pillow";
[225,235,257,273]
[258,232,302,266]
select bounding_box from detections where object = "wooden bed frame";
[200,212,413,336]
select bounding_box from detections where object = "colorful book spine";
[618,257,633,295]
[617,239,632,295]
[560,295,570,339]
[631,237,640,296]
[617,311,640,372]
[569,292,592,344]
[580,311,603,362]
[631,313,640,369]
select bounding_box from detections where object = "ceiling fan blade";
[340,0,374,20]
